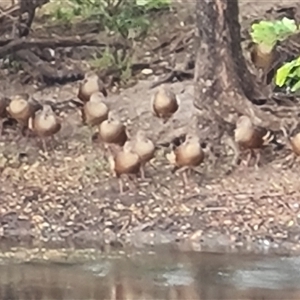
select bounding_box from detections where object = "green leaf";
[250,18,298,47]
[136,0,148,5]
[287,57,300,77]
[274,17,298,41]
[275,56,300,90]
[275,60,296,87]
[250,21,277,46]
[281,17,297,33]
[291,79,300,92]
[290,67,300,78]
[294,56,300,66]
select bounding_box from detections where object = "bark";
[193,0,282,133]
[227,0,260,100]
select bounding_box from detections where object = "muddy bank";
[0,79,299,256]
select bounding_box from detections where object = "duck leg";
[139,163,146,180]
[22,127,32,150]
[178,166,189,187]
[182,169,189,188]
[118,178,125,194]
[246,150,254,167]
[253,150,261,170]
[224,135,240,167]
[127,174,138,192]
[41,138,48,153]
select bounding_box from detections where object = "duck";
[151,84,179,124]
[78,71,107,103]
[29,104,61,152]
[108,141,141,194]
[127,130,155,179]
[166,133,204,186]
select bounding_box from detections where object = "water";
[0,249,300,299]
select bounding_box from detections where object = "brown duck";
[78,72,107,103]
[234,115,276,167]
[249,42,280,84]
[82,92,109,127]
[250,43,275,72]
[7,93,42,135]
[99,113,128,147]
[29,104,61,152]
[151,84,179,123]
[166,133,204,186]
[128,130,155,179]
[108,141,141,194]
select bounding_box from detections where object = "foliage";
[50,0,170,39]
[250,17,298,49]
[46,0,170,81]
[276,57,300,92]
[251,17,300,92]
[89,47,132,83]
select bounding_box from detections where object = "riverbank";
[0,78,299,255]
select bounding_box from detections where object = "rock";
[141,68,153,76]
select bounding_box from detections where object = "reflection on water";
[0,249,300,299]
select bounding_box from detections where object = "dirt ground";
[1,0,300,257]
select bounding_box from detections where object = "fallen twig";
[0,34,130,58]
[150,68,194,89]
[150,52,195,88]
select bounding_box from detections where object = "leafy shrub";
[250,17,300,92]
[50,0,171,39]
[250,17,298,48]
[276,57,300,92]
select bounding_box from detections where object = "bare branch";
[0,34,130,58]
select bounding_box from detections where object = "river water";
[0,248,300,299]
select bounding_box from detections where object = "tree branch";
[0,34,130,58]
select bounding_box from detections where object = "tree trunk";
[193,0,282,135]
